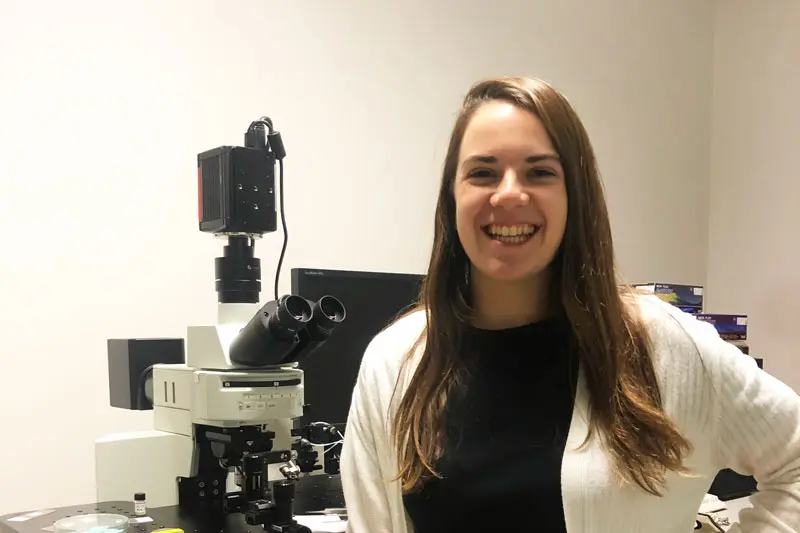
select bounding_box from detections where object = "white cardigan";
[339,294,800,532]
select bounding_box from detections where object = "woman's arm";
[340,354,394,533]
[687,316,800,531]
[340,320,419,533]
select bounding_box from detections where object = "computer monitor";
[291,267,424,427]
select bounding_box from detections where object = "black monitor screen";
[291,267,424,427]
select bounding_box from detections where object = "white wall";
[0,0,714,513]
[707,0,800,391]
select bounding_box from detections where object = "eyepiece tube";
[229,295,313,367]
[269,295,313,335]
[307,295,346,340]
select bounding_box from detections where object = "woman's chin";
[477,259,548,284]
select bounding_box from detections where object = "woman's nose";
[490,171,530,208]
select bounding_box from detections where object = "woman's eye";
[467,169,494,179]
[529,168,556,178]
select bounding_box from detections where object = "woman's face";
[454,101,568,283]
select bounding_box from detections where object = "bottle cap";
[134,493,146,500]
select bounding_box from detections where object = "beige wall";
[707,0,800,391]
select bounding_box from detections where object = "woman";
[339,77,800,532]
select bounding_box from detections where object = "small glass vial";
[133,493,147,516]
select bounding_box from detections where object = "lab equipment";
[132,494,146,517]
[94,117,346,533]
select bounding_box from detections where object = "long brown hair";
[391,77,691,497]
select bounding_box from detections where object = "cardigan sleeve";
[340,344,395,533]
[340,312,425,533]
[685,315,800,532]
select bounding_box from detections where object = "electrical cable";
[302,421,345,453]
[245,116,287,301]
[274,158,287,301]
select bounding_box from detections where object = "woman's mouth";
[481,224,539,245]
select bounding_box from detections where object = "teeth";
[486,224,536,236]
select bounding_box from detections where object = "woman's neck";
[469,267,554,330]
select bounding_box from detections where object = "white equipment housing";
[95,302,318,508]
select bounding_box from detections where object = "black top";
[402,315,579,533]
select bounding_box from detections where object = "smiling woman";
[387,76,694,521]
[339,77,800,533]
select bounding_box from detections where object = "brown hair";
[391,77,691,496]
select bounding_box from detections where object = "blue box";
[633,283,704,313]
[696,313,748,340]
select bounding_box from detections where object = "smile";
[481,224,539,245]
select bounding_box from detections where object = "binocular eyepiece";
[230,294,346,367]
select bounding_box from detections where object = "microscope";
[95,117,346,533]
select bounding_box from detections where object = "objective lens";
[271,480,295,525]
[242,454,265,501]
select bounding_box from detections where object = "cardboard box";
[634,283,704,313]
[696,313,748,340]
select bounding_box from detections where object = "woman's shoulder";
[630,291,723,353]
[627,291,754,388]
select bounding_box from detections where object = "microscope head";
[184,237,346,371]
[106,115,347,419]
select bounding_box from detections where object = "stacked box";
[633,282,758,368]
[695,314,747,341]
[633,283,704,314]
[696,313,755,366]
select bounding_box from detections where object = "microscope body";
[97,300,336,531]
[96,118,345,532]
[97,302,297,491]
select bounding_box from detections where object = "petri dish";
[53,514,129,533]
